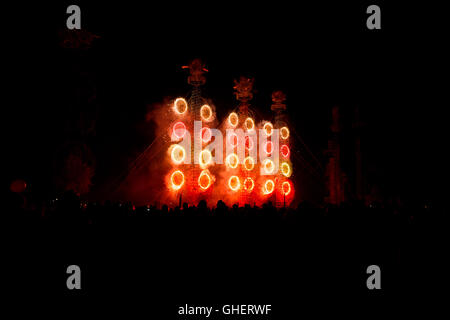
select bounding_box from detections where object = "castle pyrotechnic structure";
[166,59,294,207]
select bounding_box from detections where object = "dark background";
[5,1,448,204]
[3,1,449,315]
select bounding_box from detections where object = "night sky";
[5,1,447,205]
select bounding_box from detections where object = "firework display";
[164,60,295,207]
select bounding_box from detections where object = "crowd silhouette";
[6,189,448,295]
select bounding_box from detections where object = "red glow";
[245,136,254,150]
[228,132,238,147]
[282,181,291,195]
[173,121,186,139]
[281,144,290,158]
[202,127,212,143]
[264,141,273,155]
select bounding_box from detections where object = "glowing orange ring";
[226,153,239,169]
[281,162,291,177]
[280,126,290,140]
[228,112,239,127]
[198,170,212,190]
[199,149,212,167]
[171,145,186,164]
[245,117,255,131]
[263,122,273,136]
[281,144,290,158]
[243,177,254,192]
[262,159,275,174]
[173,98,188,115]
[263,179,275,195]
[170,170,185,190]
[282,181,291,195]
[243,156,254,171]
[200,104,213,122]
[228,176,240,191]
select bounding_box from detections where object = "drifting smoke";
[112,94,295,208]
